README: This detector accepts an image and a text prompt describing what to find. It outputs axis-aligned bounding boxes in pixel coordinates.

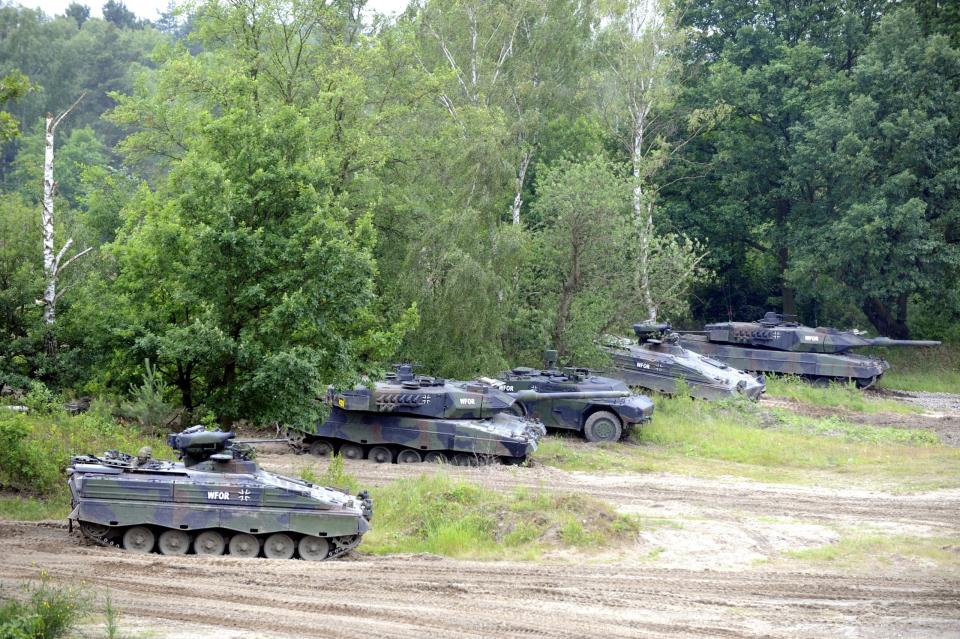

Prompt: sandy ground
[3,391,959,638]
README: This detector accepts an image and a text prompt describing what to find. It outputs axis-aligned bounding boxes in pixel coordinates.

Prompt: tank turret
[602,323,765,400]
[289,365,546,466]
[679,312,940,388]
[67,426,373,560]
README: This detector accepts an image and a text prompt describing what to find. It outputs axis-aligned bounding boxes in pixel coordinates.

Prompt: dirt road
[0,520,957,639]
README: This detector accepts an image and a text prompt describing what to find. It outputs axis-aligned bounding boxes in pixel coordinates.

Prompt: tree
[40,95,92,354]
[65,3,91,28]
[102,1,140,29]
[0,71,31,143]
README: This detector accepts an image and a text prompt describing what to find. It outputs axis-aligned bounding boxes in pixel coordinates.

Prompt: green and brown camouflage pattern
[67,426,372,559]
[603,324,765,401]
[289,365,546,465]
[487,359,654,441]
[679,312,941,388]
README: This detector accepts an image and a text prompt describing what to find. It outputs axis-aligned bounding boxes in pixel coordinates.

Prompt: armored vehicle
[68,425,373,560]
[679,312,940,388]
[290,365,546,465]
[487,352,654,442]
[603,323,765,400]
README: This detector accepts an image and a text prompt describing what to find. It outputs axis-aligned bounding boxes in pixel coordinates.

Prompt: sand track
[0,521,957,639]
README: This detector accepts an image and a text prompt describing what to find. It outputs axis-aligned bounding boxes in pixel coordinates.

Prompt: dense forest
[1,0,958,426]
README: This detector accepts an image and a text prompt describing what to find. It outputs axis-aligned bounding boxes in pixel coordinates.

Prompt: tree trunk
[862,296,911,338]
[632,111,657,322]
[510,151,531,226]
[41,113,57,355]
[774,198,796,317]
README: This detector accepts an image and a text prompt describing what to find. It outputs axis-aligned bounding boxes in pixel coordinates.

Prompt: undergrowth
[765,376,917,414]
[786,533,960,569]
[363,473,641,558]
[878,344,960,393]
[0,574,89,639]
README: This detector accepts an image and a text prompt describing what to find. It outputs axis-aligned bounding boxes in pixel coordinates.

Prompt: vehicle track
[1,521,957,639]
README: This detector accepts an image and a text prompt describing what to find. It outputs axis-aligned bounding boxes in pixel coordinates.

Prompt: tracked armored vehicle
[486,351,654,442]
[68,425,373,560]
[603,323,765,400]
[290,365,546,465]
[679,312,941,388]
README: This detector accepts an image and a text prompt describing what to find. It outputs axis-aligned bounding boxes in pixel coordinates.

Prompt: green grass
[534,396,960,491]
[878,344,960,393]
[362,473,642,558]
[765,376,918,414]
[0,574,91,639]
[0,494,72,521]
[786,533,960,569]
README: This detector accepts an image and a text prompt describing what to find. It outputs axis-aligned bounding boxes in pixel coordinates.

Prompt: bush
[0,418,58,494]
[0,575,90,639]
[118,359,174,435]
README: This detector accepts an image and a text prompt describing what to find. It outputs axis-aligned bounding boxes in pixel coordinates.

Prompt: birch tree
[40,94,91,354]
[598,0,709,322]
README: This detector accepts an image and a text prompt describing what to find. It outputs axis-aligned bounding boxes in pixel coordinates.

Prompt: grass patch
[765,376,918,414]
[787,533,960,569]
[0,494,72,521]
[878,344,960,393]
[0,574,91,639]
[534,396,960,491]
[769,410,940,446]
[362,473,641,558]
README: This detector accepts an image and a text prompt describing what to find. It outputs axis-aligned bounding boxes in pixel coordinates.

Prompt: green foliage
[319,454,358,494]
[0,70,31,142]
[765,376,918,414]
[118,359,173,434]
[363,473,640,558]
[0,575,90,639]
[0,409,171,496]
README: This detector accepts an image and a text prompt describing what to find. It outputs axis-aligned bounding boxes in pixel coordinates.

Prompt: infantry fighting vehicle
[603,323,765,400]
[290,365,546,465]
[486,351,654,442]
[68,425,373,560]
[678,312,941,388]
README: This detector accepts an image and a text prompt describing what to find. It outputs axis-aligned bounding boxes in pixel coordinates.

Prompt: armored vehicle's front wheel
[298,535,330,561]
[264,533,296,559]
[583,411,622,442]
[397,449,422,463]
[309,440,333,457]
[424,451,447,463]
[158,529,190,555]
[195,530,226,556]
[368,446,394,463]
[339,443,364,460]
[228,533,260,558]
[122,526,155,553]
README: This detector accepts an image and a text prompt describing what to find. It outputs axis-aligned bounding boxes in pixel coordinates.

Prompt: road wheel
[122,526,155,554]
[396,449,422,464]
[264,533,295,560]
[368,446,393,464]
[506,402,526,417]
[424,451,447,464]
[194,530,226,556]
[309,440,333,457]
[452,453,477,466]
[810,377,831,388]
[228,533,260,558]
[298,536,330,561]
[338,443,364,460]
[855,376,877,389]
[157,529,190,556]
[583,411,622,443]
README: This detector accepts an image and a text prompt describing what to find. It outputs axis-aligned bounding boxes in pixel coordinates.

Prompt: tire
[396,449,422,464]
[452,453,477,466]
[368,446,394,464]
[264,533,296,560]
[228,533,260,558]
[810,377,831,388]
[583,411,622,443]
[298,536,330,561]
[339,443,364,460]
[424,451,447,464]
[122,526,155,554]
[309,440,334,457]
[856,376,877,389]
[194,530,226,556]
[157,529,190,556]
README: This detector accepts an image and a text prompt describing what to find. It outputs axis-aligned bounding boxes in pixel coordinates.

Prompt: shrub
[0,575,90,639]
[118,359,174,435]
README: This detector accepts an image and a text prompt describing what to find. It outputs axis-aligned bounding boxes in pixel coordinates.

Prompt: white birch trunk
[41,114,57,327]
[510,150,531,225]
[632,108,657,323]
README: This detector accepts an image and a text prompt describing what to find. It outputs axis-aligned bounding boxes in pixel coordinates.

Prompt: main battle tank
[679,312,941,388]
[603,323,765,400]
[68,425,373,560]
[289,365,546,465]
[485,351,655,442]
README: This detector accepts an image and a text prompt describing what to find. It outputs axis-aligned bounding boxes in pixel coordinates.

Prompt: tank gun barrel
[862,337,941,348]
[512,390,630,401]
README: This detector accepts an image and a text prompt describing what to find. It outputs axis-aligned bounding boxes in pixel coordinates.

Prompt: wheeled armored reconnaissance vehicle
[486,351,654,442]
[679,312,941,388]
[289,365,546,465]
[603,323,765,401]
[68,425,373,560]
